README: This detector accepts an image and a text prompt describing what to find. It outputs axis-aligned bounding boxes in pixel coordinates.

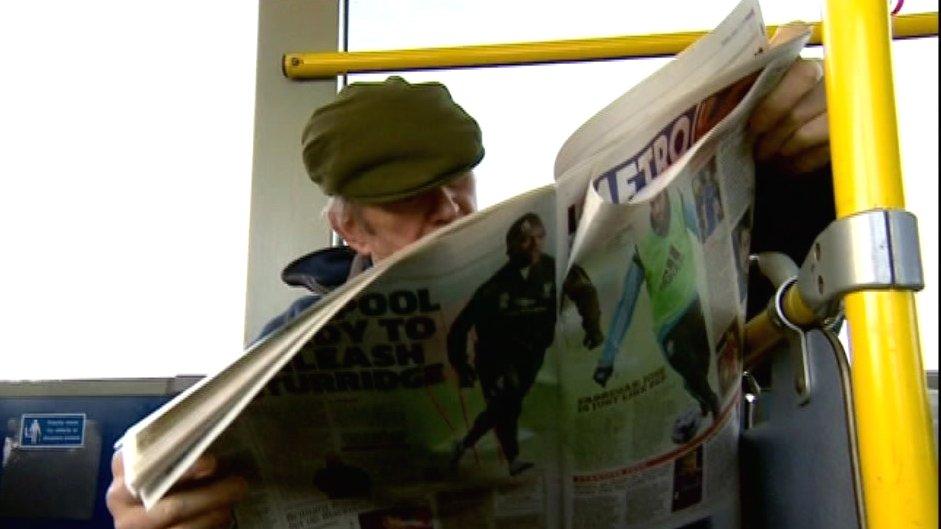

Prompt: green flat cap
[301,76,484,204]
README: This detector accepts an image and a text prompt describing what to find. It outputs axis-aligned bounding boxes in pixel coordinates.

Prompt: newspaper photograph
[557,158,752,529]
[554,33,808,529]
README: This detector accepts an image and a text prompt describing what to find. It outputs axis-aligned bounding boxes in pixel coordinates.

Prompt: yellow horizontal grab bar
[743,284,817,369]
[284,12,938,79]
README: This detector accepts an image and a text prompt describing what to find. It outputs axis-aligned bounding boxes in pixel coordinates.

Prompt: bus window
[0,4,259,379]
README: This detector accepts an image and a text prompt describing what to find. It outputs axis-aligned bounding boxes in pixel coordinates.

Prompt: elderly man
[108,61,833,528]
[255,77,482,339]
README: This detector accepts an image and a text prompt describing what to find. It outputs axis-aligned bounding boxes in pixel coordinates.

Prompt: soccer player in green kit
[592,187,720,429]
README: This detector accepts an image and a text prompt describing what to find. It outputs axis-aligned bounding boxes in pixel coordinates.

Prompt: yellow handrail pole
[823,1,937,528]
[284,12,938,79]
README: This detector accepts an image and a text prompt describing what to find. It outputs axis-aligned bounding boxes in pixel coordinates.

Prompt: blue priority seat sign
[19,413,86,448]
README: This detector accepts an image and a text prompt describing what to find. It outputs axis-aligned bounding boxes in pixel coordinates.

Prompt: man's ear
[328,208,371,256]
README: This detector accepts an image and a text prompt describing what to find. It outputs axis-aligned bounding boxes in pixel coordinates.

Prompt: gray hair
[323,195,372,243]
[322,195,351,221]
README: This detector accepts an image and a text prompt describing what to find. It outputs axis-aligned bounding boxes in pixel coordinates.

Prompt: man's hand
[106,450,247,529]
[750,58,831,175]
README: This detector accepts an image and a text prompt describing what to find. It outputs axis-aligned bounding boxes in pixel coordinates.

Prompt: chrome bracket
[742,370,762,430]
[774,277,813,405]
[796,208,924,319]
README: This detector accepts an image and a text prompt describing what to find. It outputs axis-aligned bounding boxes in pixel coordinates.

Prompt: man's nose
[428,186,461,225]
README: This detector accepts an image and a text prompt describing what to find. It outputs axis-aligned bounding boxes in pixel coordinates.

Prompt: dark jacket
[256,246,364,341]
[748,164,836,318]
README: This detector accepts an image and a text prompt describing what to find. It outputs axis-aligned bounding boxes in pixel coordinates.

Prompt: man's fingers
[749,58,823,135]
[787,143,832,175]
[167,508,234,529]
[112,450,126,478]
[108,475,246,529]
[110,452,218,501]
[110,506,156,529]
[148,476,248,528]
[779,112,829,158]
[106,475,139,513]
[106,455,144,524]
[754,119,798,162]
[754,86,827,162]
[114,507,234,529]
[108,451,154,529]
[749,57,832,173]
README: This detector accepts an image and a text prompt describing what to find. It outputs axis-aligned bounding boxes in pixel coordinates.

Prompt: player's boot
[593,365,614,387]
[671,407,702,444]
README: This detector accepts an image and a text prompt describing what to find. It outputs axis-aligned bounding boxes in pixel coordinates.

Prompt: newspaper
[117,2,810,528]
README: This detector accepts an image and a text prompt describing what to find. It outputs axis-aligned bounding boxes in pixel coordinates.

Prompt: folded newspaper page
[117,1,810,527]
[555,46,805,529]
